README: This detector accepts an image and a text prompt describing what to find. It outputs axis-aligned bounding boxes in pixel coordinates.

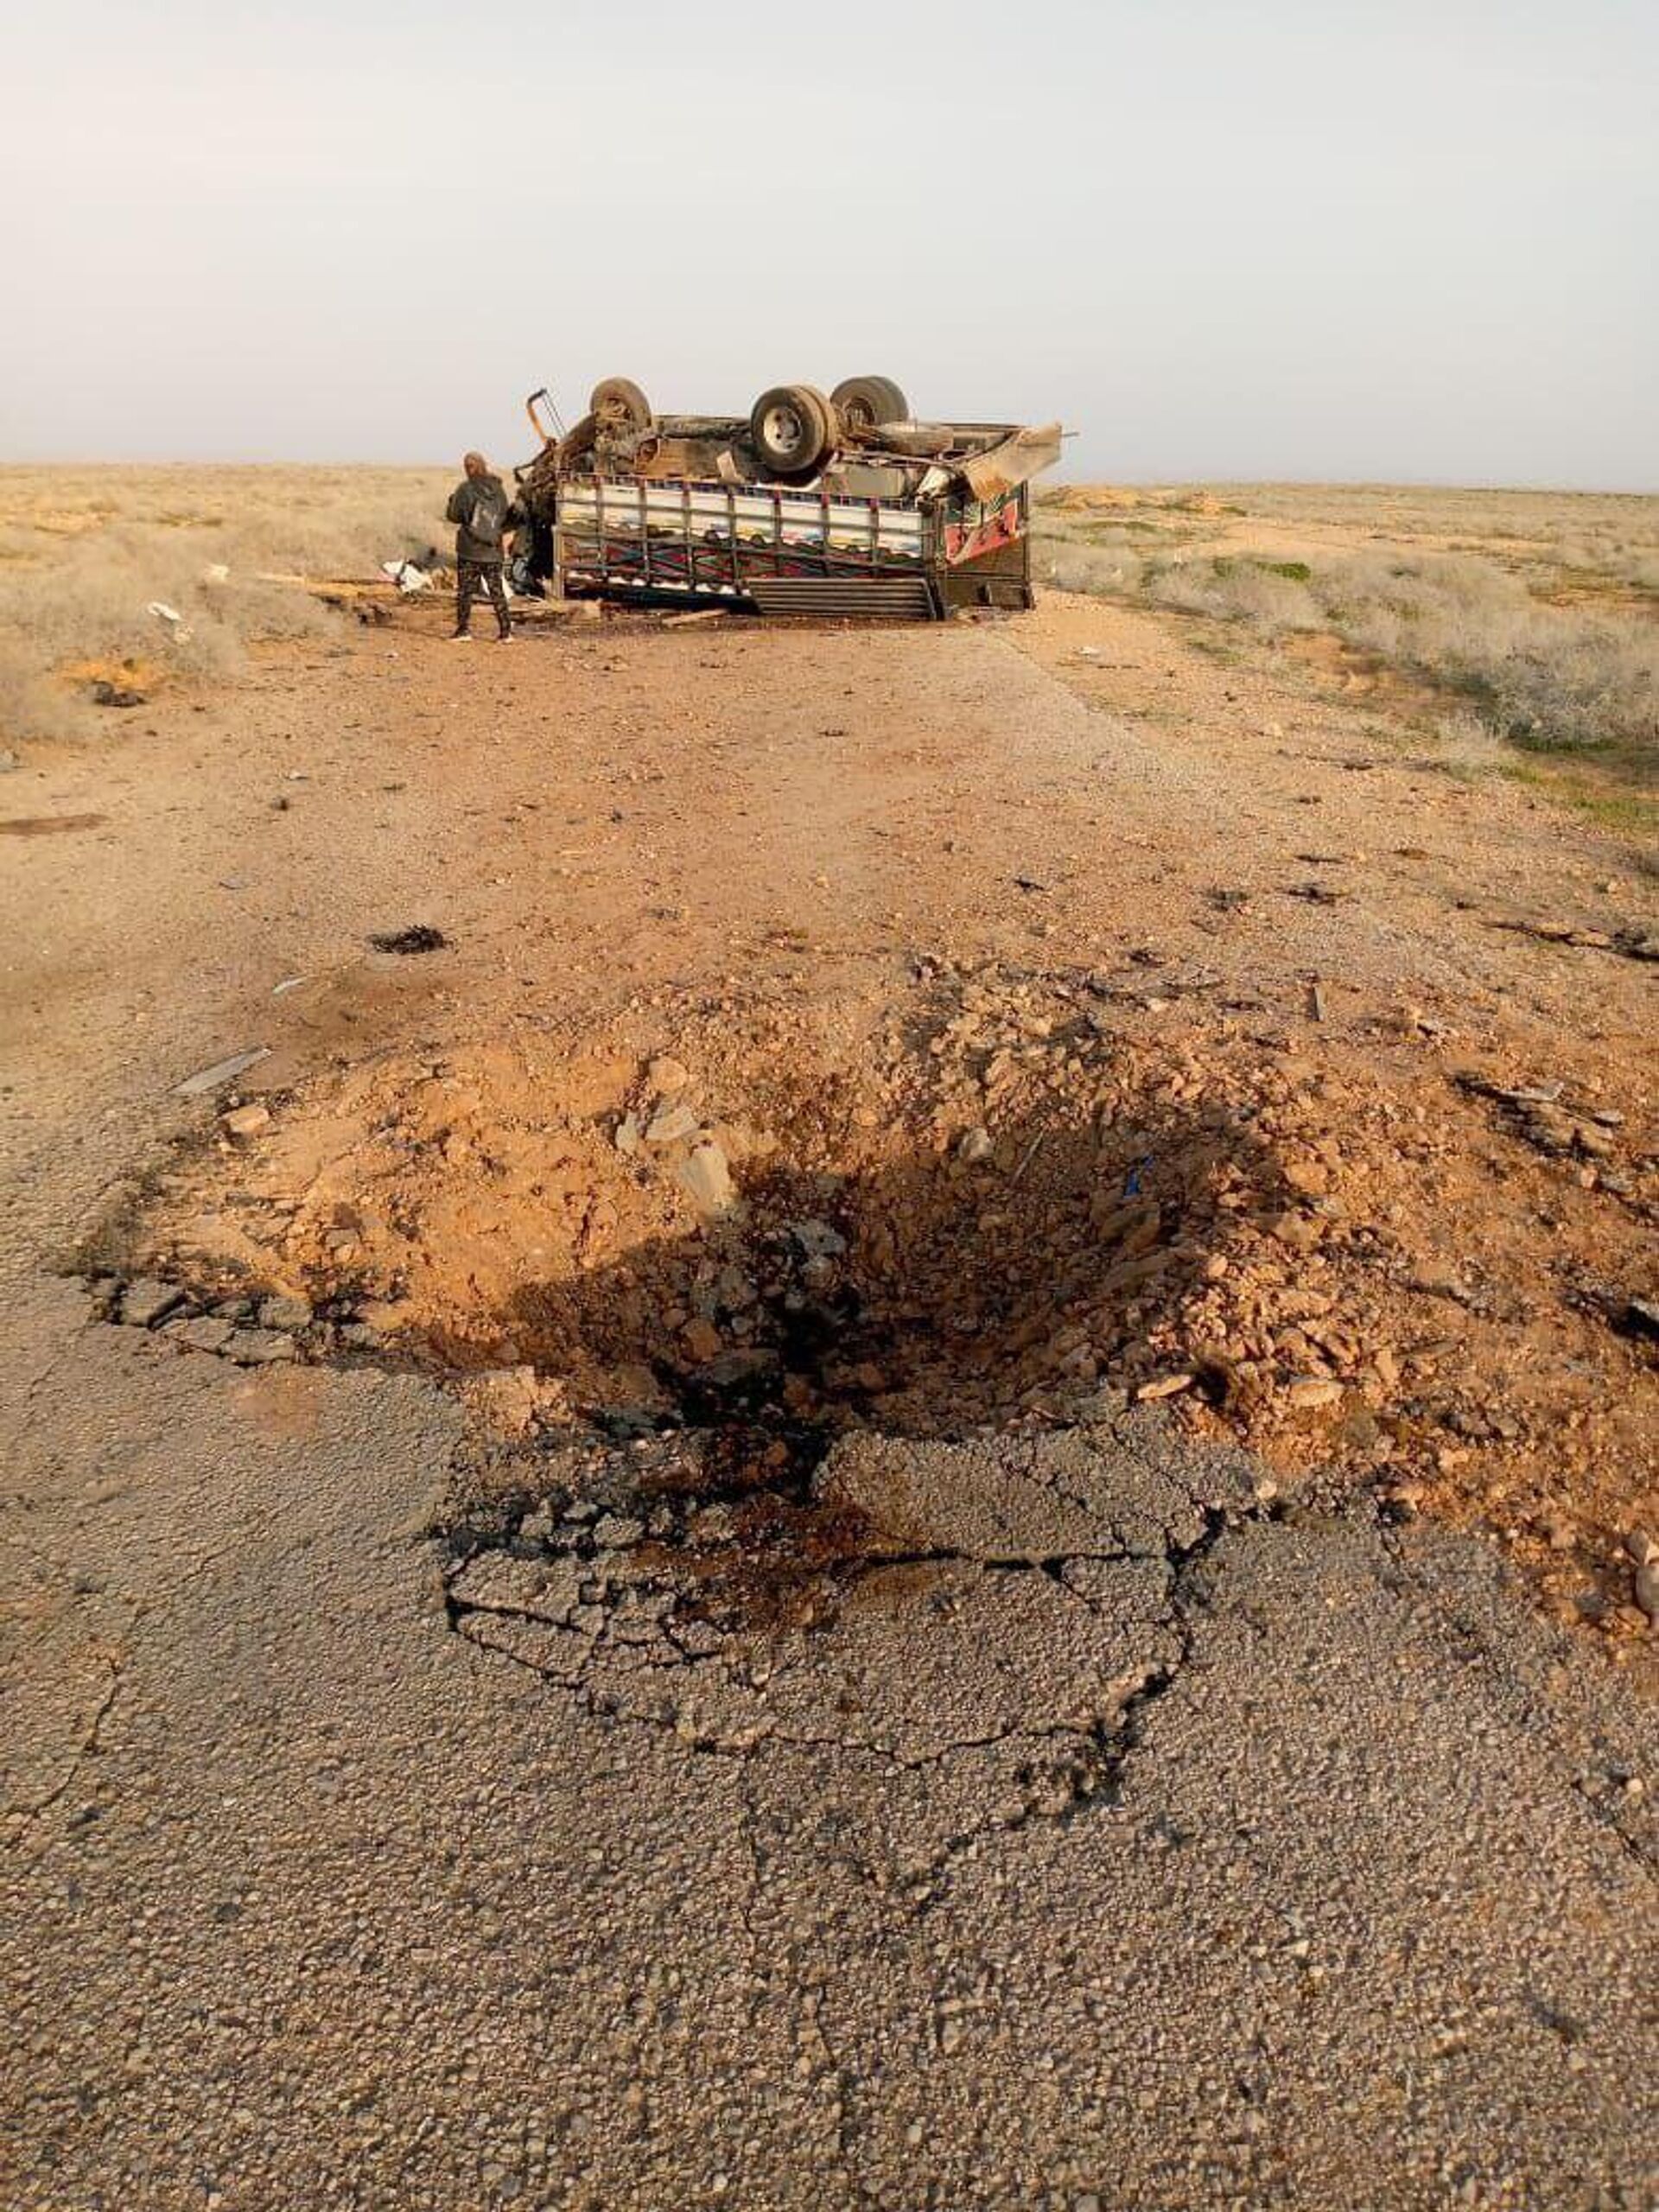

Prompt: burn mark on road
[438,1416,1261,1904]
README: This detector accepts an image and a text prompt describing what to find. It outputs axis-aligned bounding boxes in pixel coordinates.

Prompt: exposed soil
[3,551,1653,1662]
[111,942,1656,1649]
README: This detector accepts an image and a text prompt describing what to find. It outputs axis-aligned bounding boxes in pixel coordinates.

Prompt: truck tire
[749,385,838,477]
[589,377,652,430]
[830,376,909,431]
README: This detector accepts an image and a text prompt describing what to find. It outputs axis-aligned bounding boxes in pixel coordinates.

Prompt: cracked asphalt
[6,1272,1655,2209]
[440,1421,1258,1844]
[3,610,1656,2208]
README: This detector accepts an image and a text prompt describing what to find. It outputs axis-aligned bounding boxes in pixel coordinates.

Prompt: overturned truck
[515,375,1060,620]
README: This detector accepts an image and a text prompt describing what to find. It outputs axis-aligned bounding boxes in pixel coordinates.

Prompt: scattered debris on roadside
[368,925,448,955]
[380,559,435,595]
[174,1046,270,1096]
[147,601,192,643]
[1283,880,1349,905]
[1493,915,1659,962]
[1455,1071,1631,1166]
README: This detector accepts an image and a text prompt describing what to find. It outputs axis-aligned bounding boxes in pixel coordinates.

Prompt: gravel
[3,1301,1653,2209]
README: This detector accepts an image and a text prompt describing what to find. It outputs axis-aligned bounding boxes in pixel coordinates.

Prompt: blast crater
[120,1003,1276,1452]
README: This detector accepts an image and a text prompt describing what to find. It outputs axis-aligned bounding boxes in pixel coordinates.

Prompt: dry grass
[1037,483,1659,779]
[0,466,450,743]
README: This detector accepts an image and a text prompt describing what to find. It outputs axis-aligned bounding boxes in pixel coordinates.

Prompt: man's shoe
[448,631,473,643]
[497,632,515,644]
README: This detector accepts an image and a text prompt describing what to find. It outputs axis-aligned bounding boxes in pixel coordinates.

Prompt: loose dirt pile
[102,957,1656,1647]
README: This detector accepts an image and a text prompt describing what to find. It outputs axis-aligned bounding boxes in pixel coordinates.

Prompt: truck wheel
[830,375,909,431]
[749,385,837,476]
[589,377,652,430]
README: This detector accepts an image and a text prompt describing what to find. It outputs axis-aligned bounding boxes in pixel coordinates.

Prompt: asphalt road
[3,611,1655,2208]
[5,1267,1655,2209]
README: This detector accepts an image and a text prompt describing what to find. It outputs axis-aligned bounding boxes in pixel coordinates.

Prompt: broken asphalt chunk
[119,1279,186,1329]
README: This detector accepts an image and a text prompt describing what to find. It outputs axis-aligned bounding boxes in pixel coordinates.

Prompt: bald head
[463,451,488,478]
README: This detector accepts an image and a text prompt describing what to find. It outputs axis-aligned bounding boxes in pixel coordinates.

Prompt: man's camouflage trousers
[455,560,510,637]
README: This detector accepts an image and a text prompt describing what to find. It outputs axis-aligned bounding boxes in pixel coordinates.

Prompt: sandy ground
[3,571,1656,2206]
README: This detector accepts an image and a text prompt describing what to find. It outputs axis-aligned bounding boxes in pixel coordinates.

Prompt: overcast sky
[3,0,1654,486]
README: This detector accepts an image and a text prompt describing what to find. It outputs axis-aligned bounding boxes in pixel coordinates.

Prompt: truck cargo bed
[552,474,1033,620]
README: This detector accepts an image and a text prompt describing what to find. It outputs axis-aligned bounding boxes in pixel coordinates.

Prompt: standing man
[445,452,520,641]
